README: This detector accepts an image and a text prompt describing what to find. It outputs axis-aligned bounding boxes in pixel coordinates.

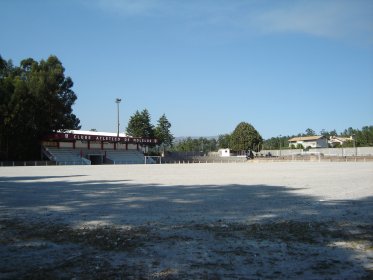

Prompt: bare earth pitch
[1,162,372,279]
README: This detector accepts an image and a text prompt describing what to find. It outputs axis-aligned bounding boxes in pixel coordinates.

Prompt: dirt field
[1,162,372,279]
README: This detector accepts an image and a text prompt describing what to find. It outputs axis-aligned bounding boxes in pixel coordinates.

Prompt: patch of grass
[192,220,373,247]
[193,221,328,244]
[0,219,151,251]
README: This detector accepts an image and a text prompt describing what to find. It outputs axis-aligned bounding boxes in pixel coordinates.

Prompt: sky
[1,0,373,139]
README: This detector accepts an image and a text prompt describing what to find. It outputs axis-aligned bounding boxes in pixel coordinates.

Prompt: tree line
[172,125,373,153]
[172,122,263,153]
[126,109,174,151]
[0,54,176,160]
[0,55,80,160]
[262,126,373,150]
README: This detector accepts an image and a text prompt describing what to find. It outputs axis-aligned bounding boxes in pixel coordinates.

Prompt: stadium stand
[42,130,159,165]
[45,147,149,165]
[105,150,145,164]
[45,147,89,165]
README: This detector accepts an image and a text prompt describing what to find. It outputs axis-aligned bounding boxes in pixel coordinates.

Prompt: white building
[328,136,353,147]
[218,148,231,157]
[288,136,328,149]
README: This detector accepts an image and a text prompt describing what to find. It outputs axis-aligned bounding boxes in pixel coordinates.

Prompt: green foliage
[262,126,373,150]
[0,55,80,160]
[172,137,217,153]
[340,126,373,147]
[296,143,304,149]
[320,129,337,137]
[230,122,263,152]
[171,122,262,153]
[262,136,288,150]
[126,109,154,138]
[126,110,174,150]
[217,134,231,149]
[154,114,174,149]
[305,128,315,136]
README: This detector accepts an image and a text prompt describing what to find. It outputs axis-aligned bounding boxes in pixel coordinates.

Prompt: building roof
[329,136,352,141]
[328,136,352,144]
[288,136,325,142]
[60,130,128,137]
[45,130,158,144]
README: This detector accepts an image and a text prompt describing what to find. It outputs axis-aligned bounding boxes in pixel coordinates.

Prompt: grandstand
[42,130,158,165]
[105,150,146,164]
[44,147,88,165]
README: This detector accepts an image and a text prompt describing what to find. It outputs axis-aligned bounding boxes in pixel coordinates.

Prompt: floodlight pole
[115,98,122,137]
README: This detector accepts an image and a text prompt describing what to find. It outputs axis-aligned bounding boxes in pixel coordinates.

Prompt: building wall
[316,138,329,148]
[260,147,373,157]
[43,140,139,150]
[75,141,86,148]
[90,141,101,149]
[289,138,328,148]
[103,143,114,149]
[218,149,231,157]
[60,142,73,148]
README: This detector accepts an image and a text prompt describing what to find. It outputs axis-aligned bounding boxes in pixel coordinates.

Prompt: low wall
[259,147,373,157]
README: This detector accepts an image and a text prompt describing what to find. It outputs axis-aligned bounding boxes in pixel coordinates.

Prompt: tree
[262,137,279,150]
[230,122,263,152]
[172,137,195,152]
[0,55,80,160]
[171,137,217,153]
[360,126,373,146]
[217,134,231,149]
[126,109,154,138]
[320,129,337,137]
[154,114,174,150]
[305,128,316,136]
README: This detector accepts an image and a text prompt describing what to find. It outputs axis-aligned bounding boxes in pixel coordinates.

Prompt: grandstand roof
[61,130,128,137]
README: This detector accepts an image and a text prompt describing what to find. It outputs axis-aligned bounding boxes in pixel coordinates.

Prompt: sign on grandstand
[46,132,158,144]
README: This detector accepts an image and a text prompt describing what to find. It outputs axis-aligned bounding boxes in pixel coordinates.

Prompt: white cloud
[249,0,373,42]
[87,0,373,44]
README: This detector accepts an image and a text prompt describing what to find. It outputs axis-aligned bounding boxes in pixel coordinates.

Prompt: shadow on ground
[0,174,372,279]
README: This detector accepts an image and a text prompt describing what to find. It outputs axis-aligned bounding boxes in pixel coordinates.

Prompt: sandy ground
[0,162,372,279]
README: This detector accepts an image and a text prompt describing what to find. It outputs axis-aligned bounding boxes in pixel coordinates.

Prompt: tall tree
[126,109,154,138]
[154,114,174,149]
[230,122,263,152]
[0,55,80,160]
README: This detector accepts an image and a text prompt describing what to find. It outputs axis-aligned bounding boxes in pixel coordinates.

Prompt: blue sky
[1,0,372,138]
